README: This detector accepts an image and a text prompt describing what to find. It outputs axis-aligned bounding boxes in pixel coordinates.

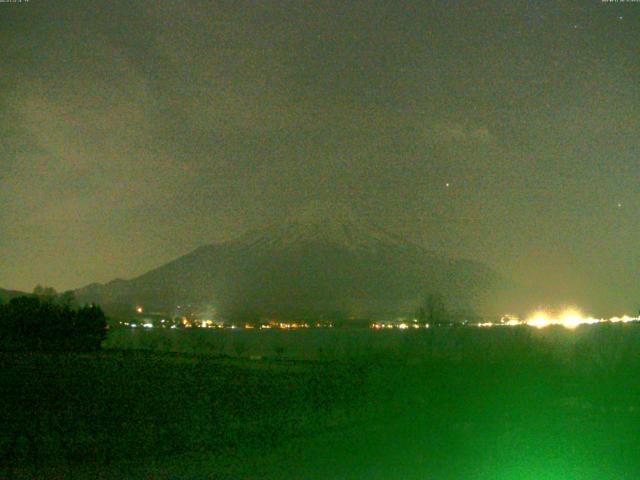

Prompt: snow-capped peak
[235,203,414,252]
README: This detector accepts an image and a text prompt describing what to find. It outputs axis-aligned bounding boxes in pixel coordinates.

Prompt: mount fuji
[76,205,504,320]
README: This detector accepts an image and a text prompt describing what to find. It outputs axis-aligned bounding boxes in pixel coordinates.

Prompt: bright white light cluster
[524,309,639,330]
[609,315,637,324]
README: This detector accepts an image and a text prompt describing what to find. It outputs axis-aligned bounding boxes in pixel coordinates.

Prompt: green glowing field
[3,324,640,479]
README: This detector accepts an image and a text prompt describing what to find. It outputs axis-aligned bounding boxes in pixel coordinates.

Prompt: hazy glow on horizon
[524,308,637,329]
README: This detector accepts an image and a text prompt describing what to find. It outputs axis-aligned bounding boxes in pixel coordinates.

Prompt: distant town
[120,308,640,331]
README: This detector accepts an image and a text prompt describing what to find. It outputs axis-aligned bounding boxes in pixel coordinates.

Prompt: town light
[526,311,551,329]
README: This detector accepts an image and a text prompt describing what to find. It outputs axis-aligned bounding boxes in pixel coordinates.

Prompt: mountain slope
[0,287,29,304]
[76,208,504,319]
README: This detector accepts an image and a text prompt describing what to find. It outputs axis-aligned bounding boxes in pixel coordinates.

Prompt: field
[3,324,640,479]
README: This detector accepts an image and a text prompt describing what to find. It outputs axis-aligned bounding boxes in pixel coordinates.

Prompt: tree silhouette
[58,290,78,308]
[0,294,107,352]
[417,292,448,326]
[33,284,57,301]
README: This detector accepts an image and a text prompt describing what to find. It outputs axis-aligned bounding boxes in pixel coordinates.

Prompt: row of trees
[0,287,107,352]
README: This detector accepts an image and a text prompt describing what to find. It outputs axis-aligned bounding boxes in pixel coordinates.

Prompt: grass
[0,350,368,479]
[3,323,640,479]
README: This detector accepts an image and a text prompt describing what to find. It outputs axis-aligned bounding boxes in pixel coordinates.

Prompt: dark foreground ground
[3,325,640,479]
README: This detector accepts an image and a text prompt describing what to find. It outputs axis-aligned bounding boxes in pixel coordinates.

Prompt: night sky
[1,0,638,315]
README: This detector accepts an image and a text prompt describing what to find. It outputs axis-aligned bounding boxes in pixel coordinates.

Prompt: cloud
[432,123,493,144]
